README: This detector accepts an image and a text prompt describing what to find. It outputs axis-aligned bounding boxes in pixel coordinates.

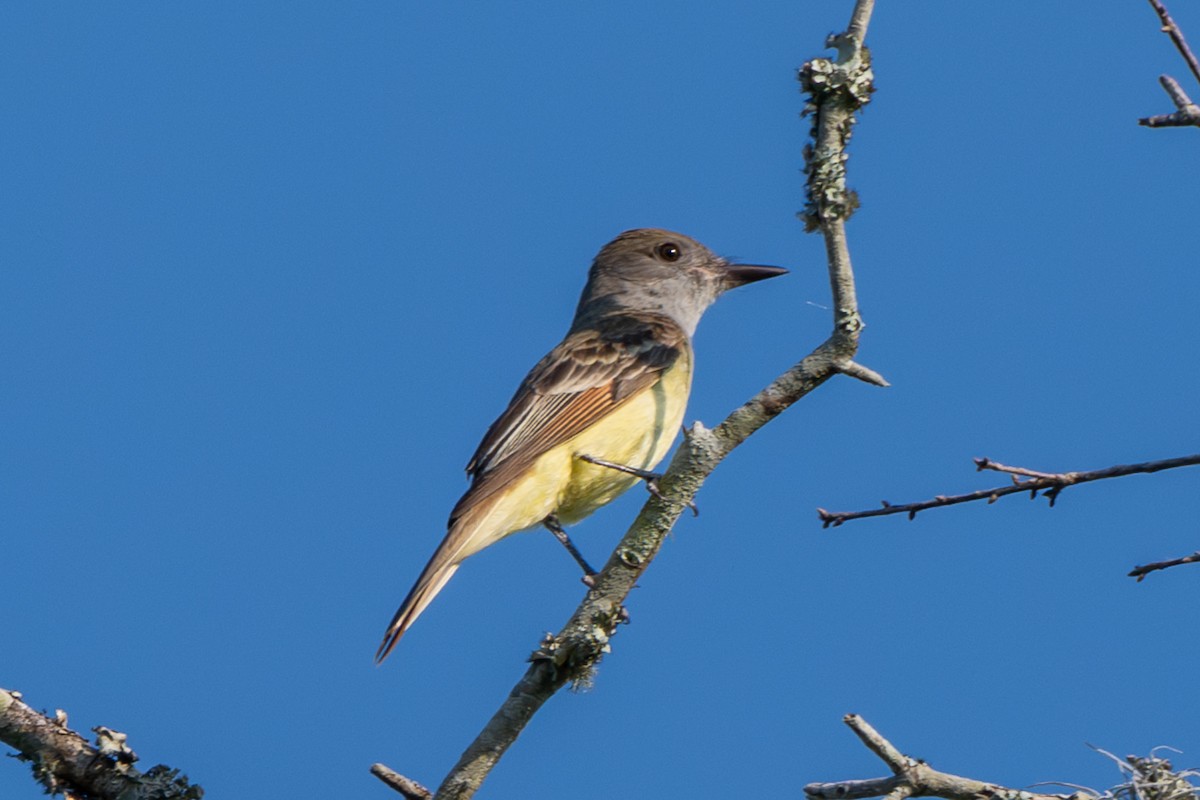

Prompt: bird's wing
[377,315,688,662]
[454,312,687,520]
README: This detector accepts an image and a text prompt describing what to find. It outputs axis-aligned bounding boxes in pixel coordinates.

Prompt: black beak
[721,262,789,289]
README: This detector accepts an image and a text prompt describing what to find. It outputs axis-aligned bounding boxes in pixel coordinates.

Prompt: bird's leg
[577,454,663,491]
[577,454,699,516]
[542,515,598,586]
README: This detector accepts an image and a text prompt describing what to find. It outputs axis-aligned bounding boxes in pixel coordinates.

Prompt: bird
[376,228,786,662]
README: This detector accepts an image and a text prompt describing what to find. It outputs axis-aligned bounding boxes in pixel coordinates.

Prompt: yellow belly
[554,358,691,522]
[459,356,692,555]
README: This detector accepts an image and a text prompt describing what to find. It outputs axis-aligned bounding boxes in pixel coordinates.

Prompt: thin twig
[840,359,891,387]
[818,453,1200,527]
[373,2,883,797]
[1148,0,1200,85]
[1128,550,1200,581]
[1139,0,1200,127]
[977,460,1062,481]
[846,715,908,771]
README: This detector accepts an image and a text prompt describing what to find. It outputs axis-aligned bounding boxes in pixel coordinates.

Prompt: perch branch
[373,1,885,797]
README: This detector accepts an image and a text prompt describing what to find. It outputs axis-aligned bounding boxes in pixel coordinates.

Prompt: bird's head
[575,228,787,335]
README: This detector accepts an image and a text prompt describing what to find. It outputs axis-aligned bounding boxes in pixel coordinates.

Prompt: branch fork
[805,715,1091,800]
[1140,0,1200,127]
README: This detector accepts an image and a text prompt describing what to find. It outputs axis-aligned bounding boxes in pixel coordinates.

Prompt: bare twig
[804,714,1089,800]
[0,688,202,800]
[841,359,891,387]
[818,453,1200,527]
[373,1,884,796]
[977,460,1062,481]
[372,764,433,799]
[1139,0,1200,127]
[1147,0,1200,85]
[1141,79,1200,127]
[847,714,907,770]
[1128,550,1200,581]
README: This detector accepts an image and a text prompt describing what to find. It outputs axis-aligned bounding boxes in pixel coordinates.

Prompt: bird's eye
[656,242,681,262]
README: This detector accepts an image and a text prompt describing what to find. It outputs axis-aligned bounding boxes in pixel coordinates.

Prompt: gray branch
[1139,0,1200,128]
[1128,549,1200,581]
[371,1,886,797]
[818,453,1200,530]
[808,716,1200,800]
[0,688,203,799]
[805,715,1091,800]
[372,763,433,799]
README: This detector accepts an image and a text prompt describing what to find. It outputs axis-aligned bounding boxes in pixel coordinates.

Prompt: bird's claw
[644,476,665,500]
[643,477,697,514]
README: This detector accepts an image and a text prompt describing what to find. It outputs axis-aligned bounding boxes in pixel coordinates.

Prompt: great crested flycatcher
[376,228,785,661]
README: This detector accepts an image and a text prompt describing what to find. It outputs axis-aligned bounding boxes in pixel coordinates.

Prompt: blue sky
[3,2,1198,798]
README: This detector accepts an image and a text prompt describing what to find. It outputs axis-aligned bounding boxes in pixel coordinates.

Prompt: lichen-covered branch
[0,688,203,800]
[818,453,1200,528]
[371,1,885,797]
[1139,0,1200,128]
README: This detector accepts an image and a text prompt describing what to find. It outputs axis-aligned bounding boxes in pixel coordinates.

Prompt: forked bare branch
[1139,0,1200,127]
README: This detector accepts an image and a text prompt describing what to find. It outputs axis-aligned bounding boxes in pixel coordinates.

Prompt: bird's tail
[375,533,465,663]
